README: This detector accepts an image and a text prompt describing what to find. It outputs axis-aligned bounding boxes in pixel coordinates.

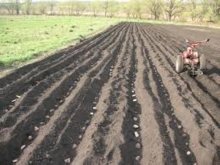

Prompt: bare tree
[190,0,197,21]
[0,0,15,14]
[122,3,132,18]
[90,0,101,16]
[129,0,143,19]
[64,1,86,16]
[189,0,210,22]
[147,0,164,20]
[108,0,118,17]
[24,0,32,15]
[165,0,184,21]
[38,3,47,15]
[15,0,20,15]
[212,0,220,17]
[74,2,86,16]
[48,1,56,15]
[190,0,197,9]
[103,0,109,17]
[101,0,118,17]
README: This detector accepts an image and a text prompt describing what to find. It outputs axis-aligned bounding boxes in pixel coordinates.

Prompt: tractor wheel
[176,55,184,73]
[199,54,206,70]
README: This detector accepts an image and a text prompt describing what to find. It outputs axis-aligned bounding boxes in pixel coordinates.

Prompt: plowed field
[0,23,220,165]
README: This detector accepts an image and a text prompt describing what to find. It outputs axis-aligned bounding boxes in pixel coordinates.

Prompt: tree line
[0,0,220,22]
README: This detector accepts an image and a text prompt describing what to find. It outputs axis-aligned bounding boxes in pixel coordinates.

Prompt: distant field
[1,16,219,69]
[0,16,121,67]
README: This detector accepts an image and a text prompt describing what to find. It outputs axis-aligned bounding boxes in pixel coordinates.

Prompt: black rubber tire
[199,54,206,70]
[176,55,184,73]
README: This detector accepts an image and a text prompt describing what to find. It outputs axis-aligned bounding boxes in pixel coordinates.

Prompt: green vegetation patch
[0,16,121,67]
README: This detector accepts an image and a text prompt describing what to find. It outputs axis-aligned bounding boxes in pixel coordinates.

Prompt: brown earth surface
[0,22,219,165]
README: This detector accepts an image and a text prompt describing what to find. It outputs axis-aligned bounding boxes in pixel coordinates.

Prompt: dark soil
[0,22,219,165]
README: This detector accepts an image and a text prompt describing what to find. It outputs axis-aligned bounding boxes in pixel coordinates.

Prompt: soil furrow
[148,25,220,90]
[138,25,197,164]
[0,23,128,165]
[72,24,133,165]
[81,24,133,165]
[140,24,220,128]
[138,27,178,164]
[0,43,109,165]
[0,23,125,125]
[134,27,164,165]
[140,24,220,164]
[0,22,219,165]
[0,23,122,88]
[0,24,126,116]
[23,23,130,165]
[150,25,220,93]
[120,23,142,165]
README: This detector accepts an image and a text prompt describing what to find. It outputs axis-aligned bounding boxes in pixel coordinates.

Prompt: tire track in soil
[119,24,142,165]
[140,24,220,128]
[139,24,220,164]
[0,23,125,116]
[81,24,133,165]
[0,24,125,131]
[21,23,130,165]
[137,24,197,165]
[0,23,128,165]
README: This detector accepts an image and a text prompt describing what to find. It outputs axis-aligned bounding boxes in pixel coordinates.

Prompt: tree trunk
[105,9,107,17]
[168,12,172,21]
[16,0,19,15]
[154,11,157,20]
[93,10,96,17]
